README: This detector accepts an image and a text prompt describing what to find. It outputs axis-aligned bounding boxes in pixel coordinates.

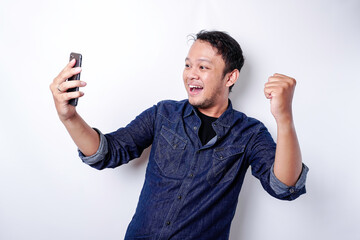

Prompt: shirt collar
[184,99,235,137]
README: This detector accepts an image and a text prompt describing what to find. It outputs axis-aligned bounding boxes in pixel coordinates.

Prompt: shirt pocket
[207,145,245,186]
[154,126,187,178]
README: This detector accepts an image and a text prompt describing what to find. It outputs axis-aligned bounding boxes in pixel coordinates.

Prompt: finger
[264,82,287,98]
[55,67,82,85]
[272,73,296,79]
[53,59,81,83]
[58,80,87,93]
[58,91,85,102]
[269,73,295,82]
[272,73,289,78]
[264,91,272,99]
[264,89,273,99]
[264,81,289,89]
[65,58,77,70]
[56,59,76,81]
[267,77,296,89]
[264,84,275,99]
[268,75,286,83]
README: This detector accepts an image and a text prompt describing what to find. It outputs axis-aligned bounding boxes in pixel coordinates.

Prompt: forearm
[61,112,100,156]
[273,118,303,186]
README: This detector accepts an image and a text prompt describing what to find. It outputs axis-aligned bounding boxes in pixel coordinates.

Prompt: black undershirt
[195,109,218,146]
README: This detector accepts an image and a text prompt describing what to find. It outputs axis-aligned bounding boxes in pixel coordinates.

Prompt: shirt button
[289,188,295,193]
[166,221,171,225]
[193,126,197,131]
[178,195,182,199]
[189,173,194,177]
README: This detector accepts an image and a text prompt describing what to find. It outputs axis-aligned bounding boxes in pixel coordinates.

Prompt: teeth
[189,85,203,89]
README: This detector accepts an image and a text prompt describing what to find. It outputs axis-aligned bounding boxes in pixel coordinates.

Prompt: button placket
[159,160,198,238]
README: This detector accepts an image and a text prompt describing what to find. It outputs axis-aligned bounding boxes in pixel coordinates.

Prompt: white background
[1,0,360,239]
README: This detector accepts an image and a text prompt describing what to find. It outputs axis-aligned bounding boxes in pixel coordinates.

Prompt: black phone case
[68,52,82,106]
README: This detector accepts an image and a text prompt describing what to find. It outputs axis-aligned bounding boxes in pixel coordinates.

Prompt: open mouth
[189,84,203,93]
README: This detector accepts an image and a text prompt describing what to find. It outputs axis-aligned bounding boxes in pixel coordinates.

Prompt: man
[50,30,308,240]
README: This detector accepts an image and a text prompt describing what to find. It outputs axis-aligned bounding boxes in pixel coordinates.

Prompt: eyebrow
[185,57,213,64]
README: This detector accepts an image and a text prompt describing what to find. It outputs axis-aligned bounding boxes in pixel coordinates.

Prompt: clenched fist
[264,73,296,123]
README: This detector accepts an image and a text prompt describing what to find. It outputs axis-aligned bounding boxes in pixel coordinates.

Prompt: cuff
[78,128,108,165]
[270,163,309,195]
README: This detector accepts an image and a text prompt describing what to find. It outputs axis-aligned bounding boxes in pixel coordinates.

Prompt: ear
[225,69,239,88]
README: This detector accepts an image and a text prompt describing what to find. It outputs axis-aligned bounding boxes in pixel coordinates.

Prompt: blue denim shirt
[79,99,308,240]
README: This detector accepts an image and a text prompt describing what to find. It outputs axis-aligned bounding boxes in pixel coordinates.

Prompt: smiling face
[183,40,236,117]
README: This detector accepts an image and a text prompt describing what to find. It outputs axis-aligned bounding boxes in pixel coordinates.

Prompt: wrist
[60,111,80,125]
[275,114,294,129]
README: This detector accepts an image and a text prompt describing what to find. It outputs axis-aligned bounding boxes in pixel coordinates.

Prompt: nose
[184,67,199,80]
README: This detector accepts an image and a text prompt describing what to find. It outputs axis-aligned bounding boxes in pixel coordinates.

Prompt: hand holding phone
[67,52,82,106]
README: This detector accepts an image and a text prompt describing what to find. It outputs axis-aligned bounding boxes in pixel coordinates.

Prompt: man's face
[183,40,230,114]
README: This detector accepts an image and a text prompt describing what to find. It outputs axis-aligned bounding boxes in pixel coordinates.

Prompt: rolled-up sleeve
[249,123,308,200]
[78,128,108,165]
[77,104,156,170]
[270,163,309,195]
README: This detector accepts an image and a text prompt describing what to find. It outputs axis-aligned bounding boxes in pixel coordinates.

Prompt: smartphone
[67,52,82,106]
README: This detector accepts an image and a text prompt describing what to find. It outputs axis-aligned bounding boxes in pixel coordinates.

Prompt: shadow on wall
[230,55,253,110]
[228,60,260,239]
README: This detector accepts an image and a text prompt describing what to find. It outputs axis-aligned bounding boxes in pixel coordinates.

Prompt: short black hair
[192,30,245,91]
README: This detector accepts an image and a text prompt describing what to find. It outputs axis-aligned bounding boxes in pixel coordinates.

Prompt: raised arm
[49,59,99,156]
[264,73,303,186]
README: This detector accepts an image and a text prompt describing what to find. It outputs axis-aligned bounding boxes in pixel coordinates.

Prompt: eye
[200,65,208,70]
[185,64,190,68]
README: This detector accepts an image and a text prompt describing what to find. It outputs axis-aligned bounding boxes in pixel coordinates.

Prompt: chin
[188,97,213,109]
